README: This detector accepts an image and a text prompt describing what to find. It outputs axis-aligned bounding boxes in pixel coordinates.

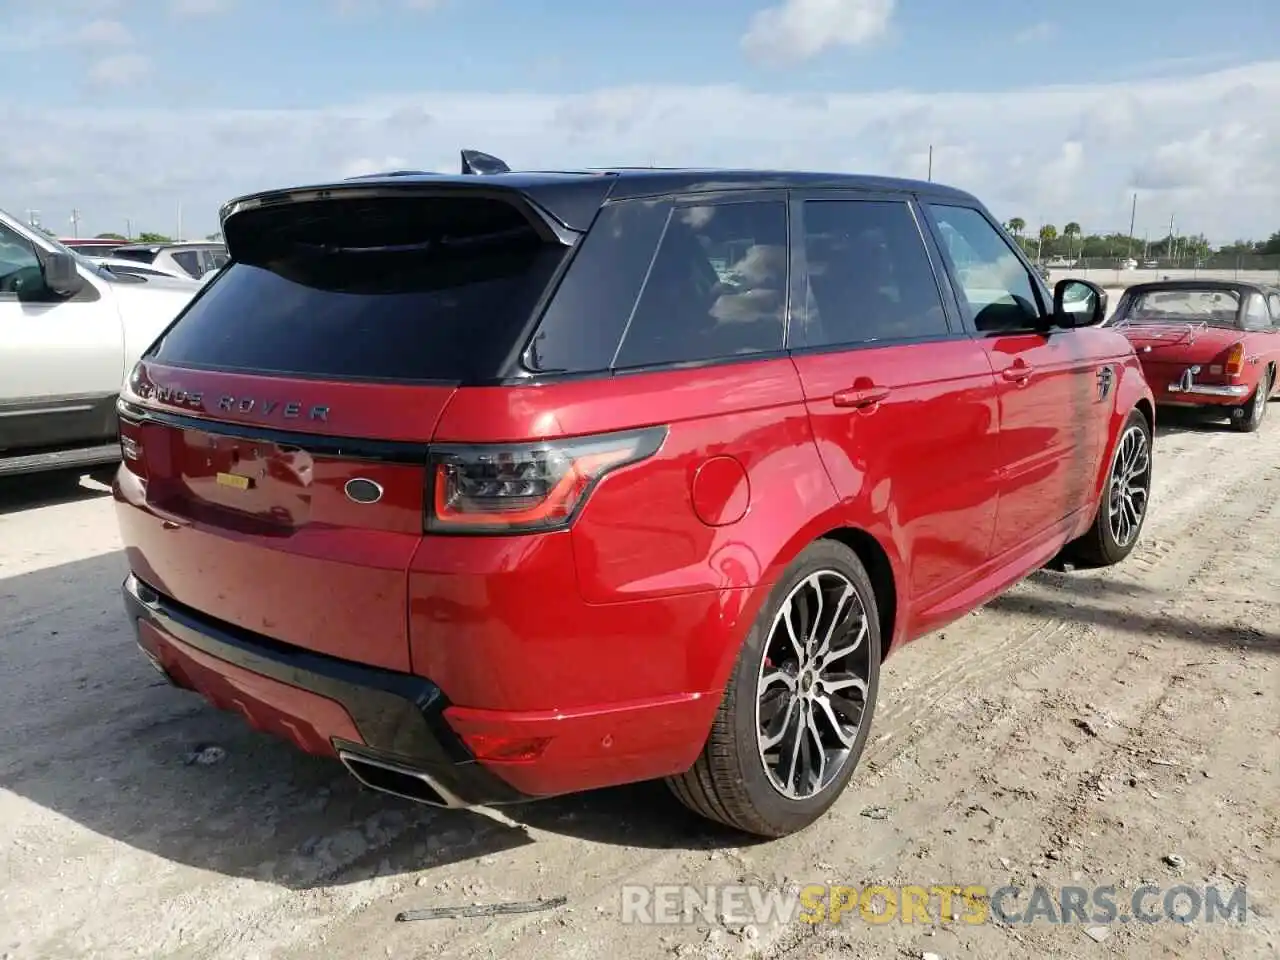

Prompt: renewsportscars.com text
[620,883,1250,927]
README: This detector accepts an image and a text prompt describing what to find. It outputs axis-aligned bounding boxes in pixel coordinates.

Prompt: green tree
[1260,231,1280,256]
[1062,222,1081,257]
[137,232,173,243]
[96,232,127,241]
[1006,217,1026,238]
[1037,224,1058,259]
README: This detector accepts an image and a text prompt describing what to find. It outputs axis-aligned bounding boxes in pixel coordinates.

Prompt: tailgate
[117,364,453,673]
[115,187,572,672]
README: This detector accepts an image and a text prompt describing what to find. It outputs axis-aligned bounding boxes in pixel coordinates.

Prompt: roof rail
[460,149,510,175]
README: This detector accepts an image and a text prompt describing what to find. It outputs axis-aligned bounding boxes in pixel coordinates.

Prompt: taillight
[1224,342,1245,377]
[426,426,667,534]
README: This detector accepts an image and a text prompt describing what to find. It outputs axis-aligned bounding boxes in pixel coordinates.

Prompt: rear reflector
[1224,342,1245,377]
[457,733,552,763]
[426,426,666,534]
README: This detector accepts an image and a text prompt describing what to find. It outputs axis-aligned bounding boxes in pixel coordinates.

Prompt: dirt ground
[1,409,1277,960]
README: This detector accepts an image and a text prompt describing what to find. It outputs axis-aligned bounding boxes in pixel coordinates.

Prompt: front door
[788,192,1003,605]
[0,219,122,453]
[922,203,1098,557]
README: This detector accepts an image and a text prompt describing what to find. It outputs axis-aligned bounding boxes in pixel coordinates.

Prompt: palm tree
[1063,222,1081,259]
[1037,224,1058,260]
[1007,217,1026,238]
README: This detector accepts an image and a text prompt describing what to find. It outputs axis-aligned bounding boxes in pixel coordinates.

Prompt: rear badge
[215,472,253,491]
[345,478,384,504]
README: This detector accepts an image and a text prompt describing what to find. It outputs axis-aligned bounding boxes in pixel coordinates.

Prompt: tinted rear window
[114,248,159,264]
[150,195,567,382]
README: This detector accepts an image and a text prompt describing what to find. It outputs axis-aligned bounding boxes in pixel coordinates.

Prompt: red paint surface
[1119,324,1280,408]
[117,330,1154,799]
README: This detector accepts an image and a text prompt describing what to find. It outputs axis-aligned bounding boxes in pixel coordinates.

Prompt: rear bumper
[123,572,722,802]
[1164,382,1249,401]
[122,572,530,807]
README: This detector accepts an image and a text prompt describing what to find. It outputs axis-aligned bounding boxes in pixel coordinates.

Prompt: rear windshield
[1124,289,1241,326]
[113,248,159,264]
[149,195,566,382]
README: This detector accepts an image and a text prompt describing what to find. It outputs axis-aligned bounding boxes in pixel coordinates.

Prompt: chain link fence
[1042,255,1280,288]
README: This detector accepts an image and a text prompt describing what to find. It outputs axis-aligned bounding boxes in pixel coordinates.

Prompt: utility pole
[1167,213,1175,261]
[26,209,40,228]
[1126,192,1137,258]
[125,218,132,240]
[176,201,183,242]
[69,209,81,238]
[927,145,933,182]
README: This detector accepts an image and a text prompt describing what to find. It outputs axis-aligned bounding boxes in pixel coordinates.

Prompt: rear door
[922,203,1100,556]
[788,191,1002,610]
[117,189,571,672]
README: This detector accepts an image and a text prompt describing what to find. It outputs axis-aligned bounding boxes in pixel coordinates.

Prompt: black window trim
[918,201,1056,339]
[785,188,966,359]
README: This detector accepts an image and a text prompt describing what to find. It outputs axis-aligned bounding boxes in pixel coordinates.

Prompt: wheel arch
[817,526,898,663]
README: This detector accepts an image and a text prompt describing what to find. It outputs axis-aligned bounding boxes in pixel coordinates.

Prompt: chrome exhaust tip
[337,750,466,809]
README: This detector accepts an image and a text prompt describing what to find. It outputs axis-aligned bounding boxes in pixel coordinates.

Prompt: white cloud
[743,0,895,66]
[75,18,135,45]
[170,0,232,16]
[340,156,410,178]
[1014,21,1057,44]
[87,52,151,85]
[3,61,1279,243]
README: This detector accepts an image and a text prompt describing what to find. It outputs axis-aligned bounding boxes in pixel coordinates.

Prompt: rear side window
[1243,293,1271,331]
[613,200,788,370]
[171,250,203,278]
[797,199,949,348]
[524,197,673,375]
[150,195,567,382]
[1269,293,1280,325]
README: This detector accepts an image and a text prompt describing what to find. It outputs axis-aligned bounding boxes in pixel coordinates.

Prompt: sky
[2,0,1278,244]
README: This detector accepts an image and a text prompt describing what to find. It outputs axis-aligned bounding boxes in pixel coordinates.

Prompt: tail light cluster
[425,426,667,534]
[1224,341,1245,378]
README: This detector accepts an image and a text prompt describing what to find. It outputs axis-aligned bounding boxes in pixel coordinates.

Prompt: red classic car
[1107,280,1280,431]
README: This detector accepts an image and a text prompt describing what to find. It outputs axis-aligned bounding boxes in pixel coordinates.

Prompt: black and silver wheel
[1231,372,1270,432]
[1068,408,1153,567]
[666,540,880,837]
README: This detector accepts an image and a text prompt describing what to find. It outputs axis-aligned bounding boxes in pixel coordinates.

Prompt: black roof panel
[223,167,980,234]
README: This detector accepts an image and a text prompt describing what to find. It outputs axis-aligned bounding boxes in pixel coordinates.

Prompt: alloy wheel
[1108,424,1151,548]
[755,570,871,800]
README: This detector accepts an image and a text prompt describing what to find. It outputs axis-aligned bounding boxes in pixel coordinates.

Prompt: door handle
[832,384,891,408]
[1002,363,1033,383]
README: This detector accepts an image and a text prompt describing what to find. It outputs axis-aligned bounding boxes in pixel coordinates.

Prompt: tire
[666,540,881,838]
[1069,408,1153,567]
[1231,372,1270,432]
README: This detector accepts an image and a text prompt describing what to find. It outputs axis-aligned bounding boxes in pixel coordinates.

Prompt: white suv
[0,211,203,478]
[109,241,228,280]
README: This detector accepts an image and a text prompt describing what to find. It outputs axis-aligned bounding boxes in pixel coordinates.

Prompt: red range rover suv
[114,157,1155,837]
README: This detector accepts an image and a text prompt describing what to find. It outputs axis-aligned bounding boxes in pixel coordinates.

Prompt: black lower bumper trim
[122,573,530,807]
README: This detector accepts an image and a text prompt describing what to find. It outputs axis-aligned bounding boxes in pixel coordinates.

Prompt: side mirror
[43,251,85,297]
[1054,278,1107,328]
